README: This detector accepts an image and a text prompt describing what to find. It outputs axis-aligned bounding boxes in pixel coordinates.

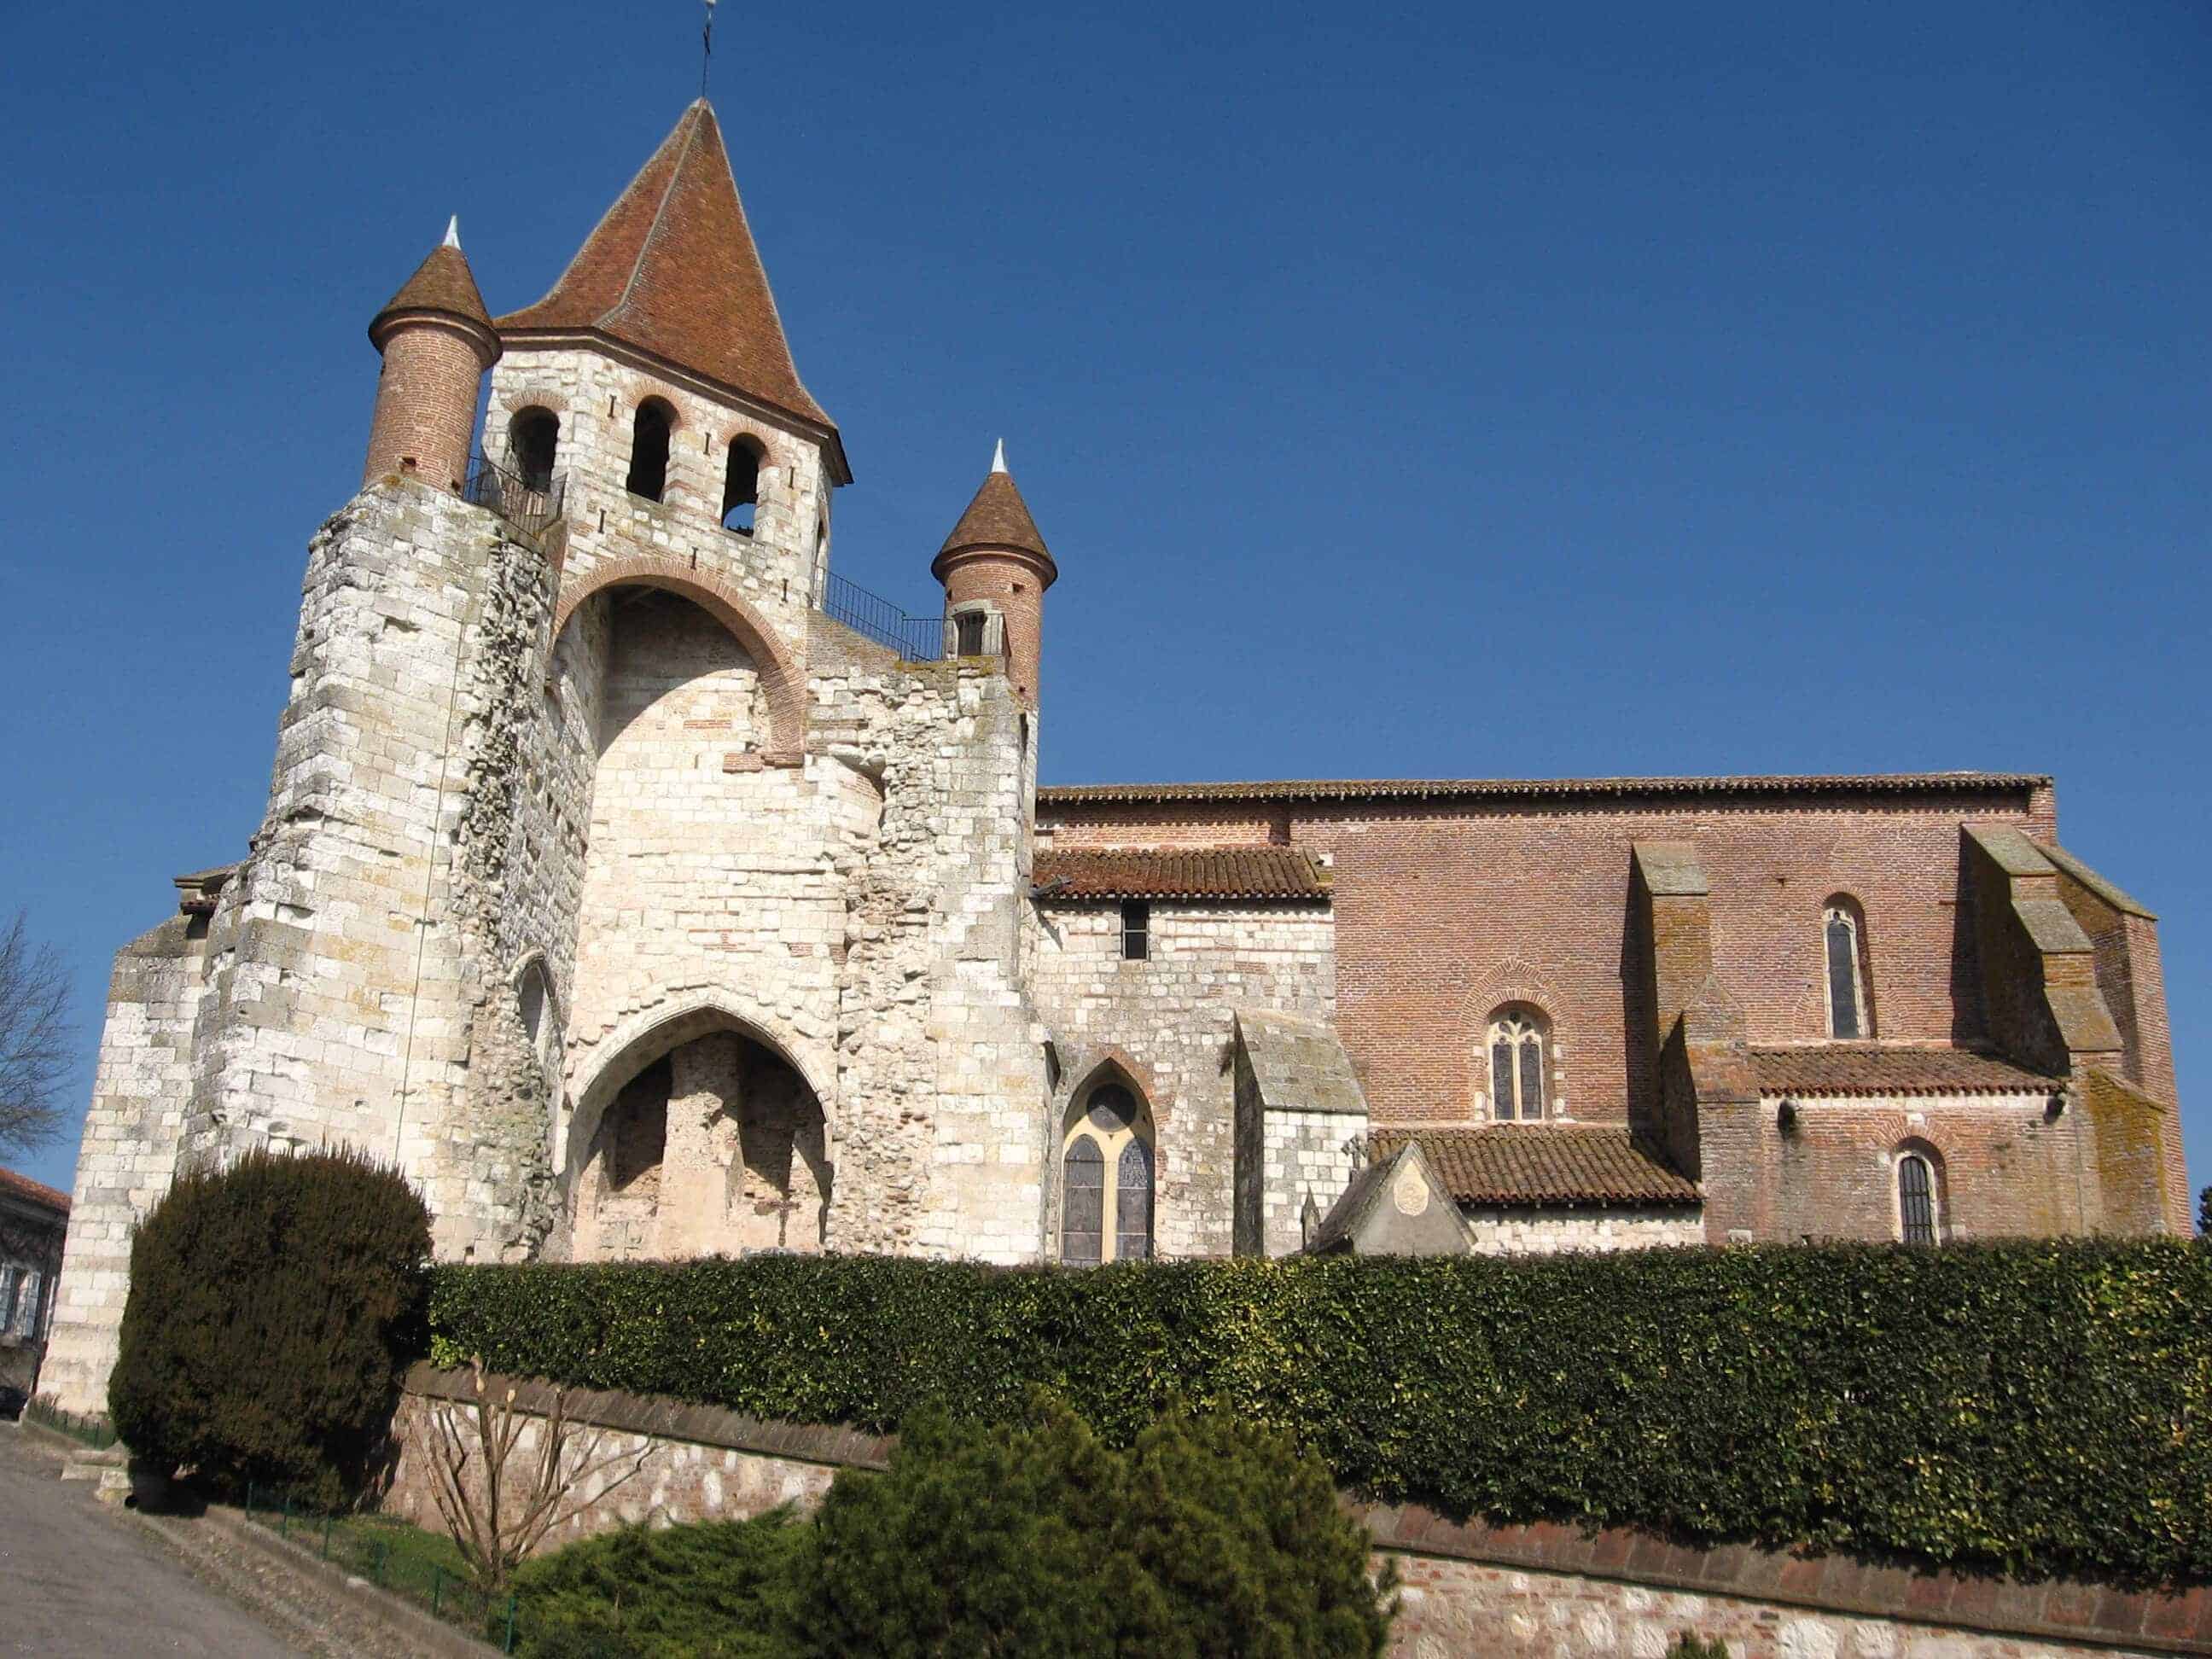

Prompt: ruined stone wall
[1027,902,1334,1260]
[1459,1206,1704,1255]
[41,914,212,1412]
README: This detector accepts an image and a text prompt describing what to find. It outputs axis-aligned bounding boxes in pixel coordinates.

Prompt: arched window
[1896,1149,1940,1245]
[1825,900,1870,1039]
[626,399,674,502]
[1061,1081,1155,1264]
[721,436,763,533]
[1487,1006,1549,1123]
[516,958,557,1075]
[509,408,559,493]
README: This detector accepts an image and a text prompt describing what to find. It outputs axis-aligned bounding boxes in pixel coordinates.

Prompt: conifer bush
[110,1144,431,1505]
[504,1399,1395,1658]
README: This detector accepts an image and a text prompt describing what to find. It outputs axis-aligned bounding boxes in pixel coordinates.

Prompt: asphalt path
[0,1427,306,1657]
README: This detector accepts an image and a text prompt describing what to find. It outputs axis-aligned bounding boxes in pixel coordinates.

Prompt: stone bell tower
[362,218,500,492]
[933,441,1057,704]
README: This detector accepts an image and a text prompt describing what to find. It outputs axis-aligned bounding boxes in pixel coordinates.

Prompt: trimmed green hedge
[427,1240,2212,1584]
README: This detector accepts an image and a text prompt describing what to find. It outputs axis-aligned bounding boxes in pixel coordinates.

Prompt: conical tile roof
[934,462,1054,583]
[371,240,493,339]
[498,101,838,451]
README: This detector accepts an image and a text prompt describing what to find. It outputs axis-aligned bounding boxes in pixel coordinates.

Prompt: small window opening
[954,610,987,656]
[510,408,559,493]
[1825,903,1869,1039]
[722,437,763,534]
[1898,1151,1938,1245]
[1121,899,1150,961]
[626,399,674,502]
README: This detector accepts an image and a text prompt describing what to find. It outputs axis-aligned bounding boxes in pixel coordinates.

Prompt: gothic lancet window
[1825,902,1870,1039]
[1487,1007,1549,1122]
[1060,1082,1155,1264]
[626,399,674,502]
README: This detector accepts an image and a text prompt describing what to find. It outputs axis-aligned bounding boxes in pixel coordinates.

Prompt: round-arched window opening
[626,399,675,502]
[509,408,559,493]
[722,437,764,534]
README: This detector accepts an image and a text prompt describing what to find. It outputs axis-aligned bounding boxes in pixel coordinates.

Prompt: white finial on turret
[991,438,1007,474]
[443,215,462,250]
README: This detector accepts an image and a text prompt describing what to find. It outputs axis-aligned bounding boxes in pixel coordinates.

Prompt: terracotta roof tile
[498,102,839,456]
[371,242,492,336]
[0,1166,69,1213]
[1037,772,2046,808]
[1749,1045,2058,1097]
[1033,847,1327,901]
[933,470,1054,580]
[1368,1126,1699,1207]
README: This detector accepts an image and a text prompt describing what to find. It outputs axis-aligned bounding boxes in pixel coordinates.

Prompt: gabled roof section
[933,468,1055,583]
[0,1165,70,1214]
[1369,1126,1700,1208]
[498,101,838,445]
[1033,847,1326,901]
[1037,772,2048,808]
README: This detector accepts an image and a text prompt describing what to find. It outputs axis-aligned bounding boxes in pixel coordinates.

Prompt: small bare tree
[425,1357,650,1593]
[0,910,73,1156]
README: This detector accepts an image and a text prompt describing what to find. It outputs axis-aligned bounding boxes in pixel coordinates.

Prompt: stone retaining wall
[384,1367,2204,1657]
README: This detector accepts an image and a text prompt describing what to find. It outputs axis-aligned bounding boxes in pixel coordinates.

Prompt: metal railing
[463,451,566,542]
[820,570,945,661]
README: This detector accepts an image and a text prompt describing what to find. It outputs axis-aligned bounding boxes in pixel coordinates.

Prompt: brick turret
[933,442,1057,704]
[363,218,500,492]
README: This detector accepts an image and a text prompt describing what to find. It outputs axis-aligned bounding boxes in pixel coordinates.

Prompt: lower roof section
[1033,847,1328,901]
[1749,1045,2058,1097]
[1370,1126,1700,1208]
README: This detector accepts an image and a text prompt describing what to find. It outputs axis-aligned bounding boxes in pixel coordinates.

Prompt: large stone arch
[554,556,805,765]
[563,993,835,1261]
[564,991,832,1183]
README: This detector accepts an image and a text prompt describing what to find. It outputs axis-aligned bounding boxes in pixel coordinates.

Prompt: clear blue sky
[2,3,2205,1202]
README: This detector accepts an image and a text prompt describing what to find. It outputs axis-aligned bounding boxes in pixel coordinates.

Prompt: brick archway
[554,556,805,765]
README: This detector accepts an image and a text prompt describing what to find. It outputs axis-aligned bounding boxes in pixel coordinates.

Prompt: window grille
[1899,1153,1938,1244]
[1121,900,1150,961]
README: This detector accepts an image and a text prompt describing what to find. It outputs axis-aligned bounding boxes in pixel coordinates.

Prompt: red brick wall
[364,320,488,492]
[940,551,1047,705]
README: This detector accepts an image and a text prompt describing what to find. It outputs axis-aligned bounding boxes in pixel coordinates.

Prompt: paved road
[0,1428,306,1658]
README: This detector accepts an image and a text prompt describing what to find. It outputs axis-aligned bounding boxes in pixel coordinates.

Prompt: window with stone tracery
[1486,1006,1550,1123]
[1061,1082,1154,1264]
[1825,900,1871,1039]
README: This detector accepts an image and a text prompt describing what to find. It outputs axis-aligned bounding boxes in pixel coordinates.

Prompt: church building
[41,102,2192,1417]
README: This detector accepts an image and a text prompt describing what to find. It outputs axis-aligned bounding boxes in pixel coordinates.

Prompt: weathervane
[701,0,717,98]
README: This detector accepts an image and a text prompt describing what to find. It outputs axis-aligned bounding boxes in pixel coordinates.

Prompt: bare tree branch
[0,910,74,1156]
[426,1357,650,1594]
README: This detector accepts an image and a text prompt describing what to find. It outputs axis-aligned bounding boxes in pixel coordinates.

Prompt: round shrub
[109,1144,431,1505]
[789,1395,1396,1657]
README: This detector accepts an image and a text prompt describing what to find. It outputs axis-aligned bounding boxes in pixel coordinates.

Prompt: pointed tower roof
[370,225,495,347]
[498,101,841,470]
[933,444,1056,585]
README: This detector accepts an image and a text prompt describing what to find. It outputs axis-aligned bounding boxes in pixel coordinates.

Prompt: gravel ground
[0,1424,454,1658]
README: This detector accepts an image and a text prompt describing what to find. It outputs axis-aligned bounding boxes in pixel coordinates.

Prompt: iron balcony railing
[464,452,567,541]
[821,570,946,661]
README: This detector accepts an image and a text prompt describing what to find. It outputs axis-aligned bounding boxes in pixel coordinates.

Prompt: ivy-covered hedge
[426,1240,2212,1585]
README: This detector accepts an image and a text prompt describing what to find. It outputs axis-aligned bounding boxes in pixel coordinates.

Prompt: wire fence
[241,1482,518,1651]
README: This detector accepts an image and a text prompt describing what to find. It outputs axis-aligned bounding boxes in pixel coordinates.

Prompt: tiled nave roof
[1038,771,2046,808]
[1033,847,1326,901]
[1369,1126,1699,1208]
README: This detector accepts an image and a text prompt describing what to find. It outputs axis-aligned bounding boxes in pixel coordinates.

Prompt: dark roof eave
[1038,771,2050,809]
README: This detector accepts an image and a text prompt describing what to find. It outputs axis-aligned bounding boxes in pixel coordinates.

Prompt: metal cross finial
[701,0,717,98]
